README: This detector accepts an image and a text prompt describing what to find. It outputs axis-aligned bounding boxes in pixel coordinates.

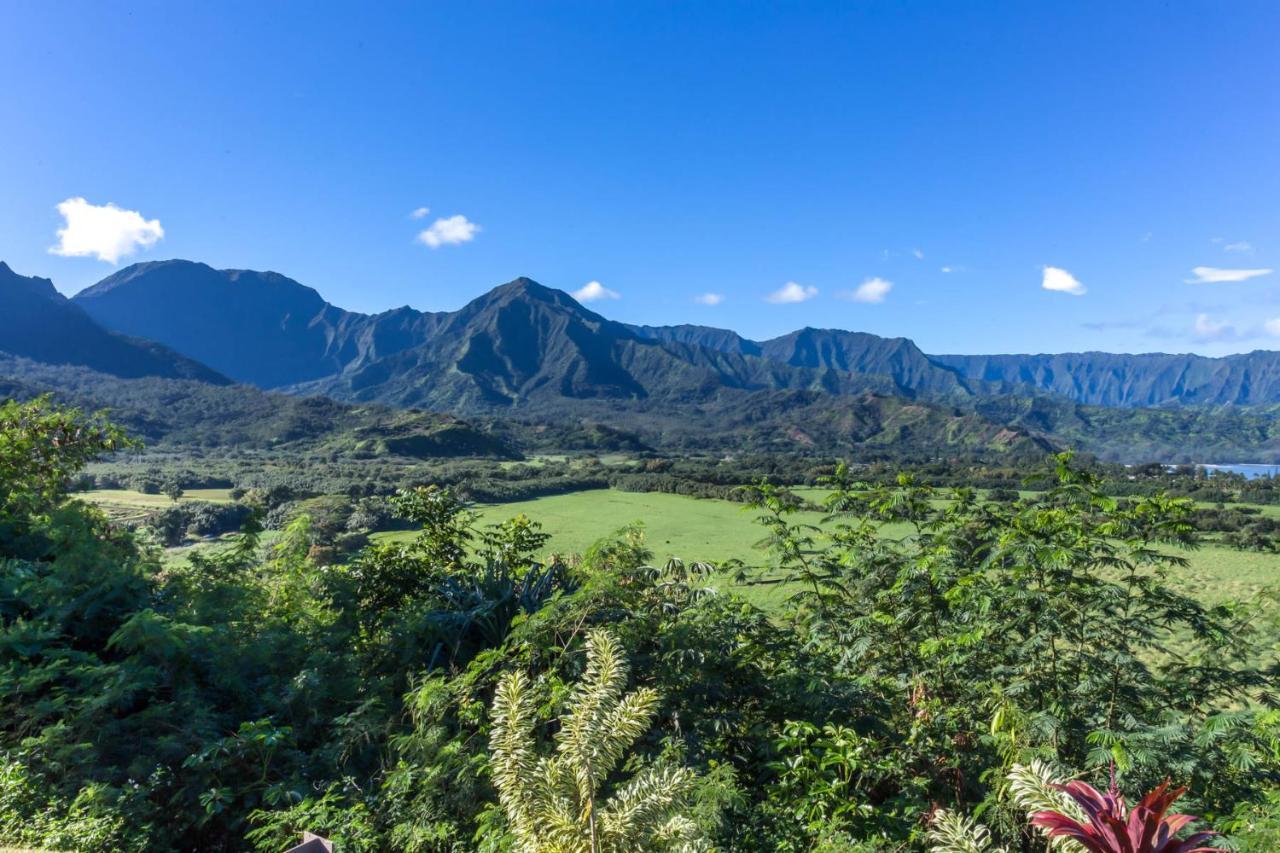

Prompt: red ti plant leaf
[1029,777,1220,853]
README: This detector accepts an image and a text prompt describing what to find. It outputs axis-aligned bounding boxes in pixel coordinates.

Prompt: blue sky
[2,1,1277,355]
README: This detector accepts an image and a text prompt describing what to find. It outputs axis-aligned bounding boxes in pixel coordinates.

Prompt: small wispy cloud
[840,277,893,304]
[940,266,954,274]
[1192,313,1239,342]
[573,280,620,302]
[1264,317,1280,337]
[1041,265,1086,296]
[416,214,480,248]
[912,248,924,260]
[410,206,431,219]
[693,292,724,306]
[1212,237,1255,254]
[49,197,164,264]
[766,281,818,304]
[1186,266,1272,284]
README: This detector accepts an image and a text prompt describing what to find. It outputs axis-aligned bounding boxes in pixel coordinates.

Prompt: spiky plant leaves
[490,669,541,850]
[1028,777,1220,853]
[598,765,696,843]
[488,629,706,852]
[926,808,1006,853]
[1006,761,1087,852]
[557,628,656,812]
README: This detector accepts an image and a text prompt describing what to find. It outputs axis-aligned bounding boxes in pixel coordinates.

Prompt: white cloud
[1186,266,1273,284]
[1223,241,1253,254]
[766,281,818,304]
[572,280,620,302]
[1192,313,1237,342]
[416,214,480,248]
[410,206,431,219]
[841,277,893,304]
[1264,317,1280,337]
[912,248,924,259]
[1041,265,1086,296]
[940,266,954,274]
[693,292,724,306]
[49,197,164,264]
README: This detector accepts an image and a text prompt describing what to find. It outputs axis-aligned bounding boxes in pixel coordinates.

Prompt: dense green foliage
[0,355,517,458]
[2,398,1278,851]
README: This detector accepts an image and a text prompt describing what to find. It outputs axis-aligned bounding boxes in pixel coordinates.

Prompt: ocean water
[1199,464,1280,479]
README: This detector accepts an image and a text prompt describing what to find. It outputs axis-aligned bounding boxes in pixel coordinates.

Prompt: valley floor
[356,487,1280,611]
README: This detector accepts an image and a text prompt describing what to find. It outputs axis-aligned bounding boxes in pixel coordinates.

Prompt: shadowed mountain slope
[0,262,228,383]
[74,260,444,387]
[630,324,969,397]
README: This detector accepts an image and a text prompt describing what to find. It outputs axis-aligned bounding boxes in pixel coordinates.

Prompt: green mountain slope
[934,350,1280,407]
[0,356,513,459]
[293,278,907,409]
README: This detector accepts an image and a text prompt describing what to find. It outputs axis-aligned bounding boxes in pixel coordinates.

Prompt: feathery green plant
[489,629,706,852]
[1006,761,1087,852]
[926,808,1007,853]
[929,761,1087,853]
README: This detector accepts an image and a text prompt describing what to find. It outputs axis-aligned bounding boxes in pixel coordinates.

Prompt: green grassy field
[75,487,235,507]
[73,487,236,525]
[370,488,1280,610]
[75,486,1280,612]
[374,489,796,567]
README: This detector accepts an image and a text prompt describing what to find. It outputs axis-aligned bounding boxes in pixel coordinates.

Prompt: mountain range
[5,258,1280,461]
[67,259,1280,409]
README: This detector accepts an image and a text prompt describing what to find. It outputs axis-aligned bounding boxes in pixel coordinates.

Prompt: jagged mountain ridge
[61,259,1280,409]
[74,260,446,387]
[292,278,909,409]
[932,351,1280,408]
[66,262,979,408]
[631,324,974,398]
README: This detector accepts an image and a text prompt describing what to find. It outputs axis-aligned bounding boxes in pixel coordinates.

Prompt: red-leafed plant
[1030,777,1220,853]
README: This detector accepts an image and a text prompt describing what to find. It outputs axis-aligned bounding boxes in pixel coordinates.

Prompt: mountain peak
[72,260,345,387]
[0,261,59,300]
[456,277,597,319]
[0,261,228,383]
[490,276,561,300]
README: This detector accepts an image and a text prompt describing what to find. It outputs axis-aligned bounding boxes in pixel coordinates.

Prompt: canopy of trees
[1,398,1277,850]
